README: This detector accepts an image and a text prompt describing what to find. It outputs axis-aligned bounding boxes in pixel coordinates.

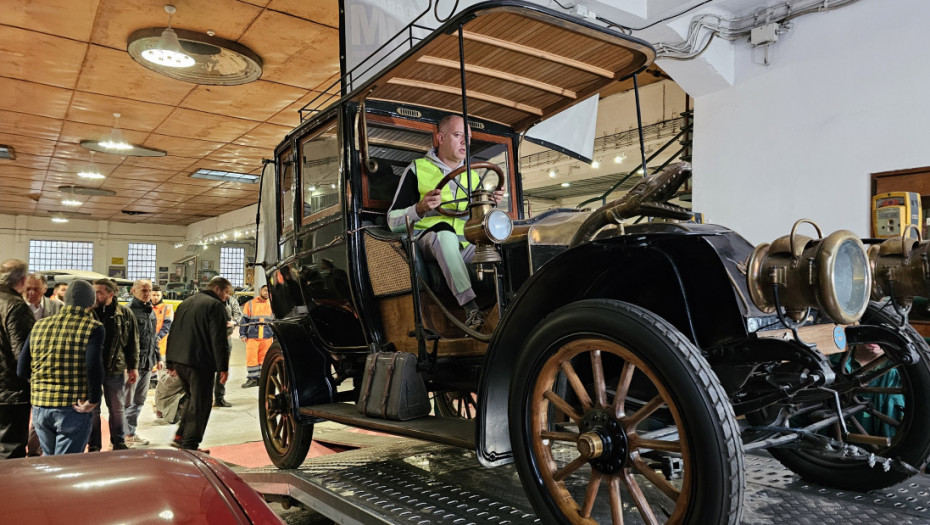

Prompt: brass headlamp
[868,225,930,306]
[747,219,871,325]
[464,189,512,264]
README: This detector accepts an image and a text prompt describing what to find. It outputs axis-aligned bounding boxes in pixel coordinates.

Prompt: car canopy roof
[321,1,656,133]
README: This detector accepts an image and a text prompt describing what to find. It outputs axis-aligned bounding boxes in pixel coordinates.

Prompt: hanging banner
[525,95,599,164]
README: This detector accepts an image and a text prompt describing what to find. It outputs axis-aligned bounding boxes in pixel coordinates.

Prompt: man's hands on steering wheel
[418,162,505,219]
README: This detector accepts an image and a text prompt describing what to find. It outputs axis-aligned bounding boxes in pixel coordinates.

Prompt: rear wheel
[260,343,313,469]
[434,391,478,418]
[510,300,743,524]
[759,301,930,490]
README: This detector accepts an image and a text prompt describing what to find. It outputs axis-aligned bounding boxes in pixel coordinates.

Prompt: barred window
[220,247,245,288]
[28,240,93,271]
[127,243,157,282]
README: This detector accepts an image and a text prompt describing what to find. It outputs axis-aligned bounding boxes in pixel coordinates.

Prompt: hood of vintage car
[0,449,279,524]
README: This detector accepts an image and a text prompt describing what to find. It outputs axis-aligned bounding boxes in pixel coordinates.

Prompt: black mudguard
[476,225,760,466]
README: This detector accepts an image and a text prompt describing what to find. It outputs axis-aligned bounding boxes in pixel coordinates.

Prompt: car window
[280,147,295,234]
[300,121,340,221]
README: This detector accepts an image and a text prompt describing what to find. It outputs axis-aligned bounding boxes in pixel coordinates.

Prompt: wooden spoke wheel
[510,300,743,525]
[435,391,479,419]
[259,343,313,469]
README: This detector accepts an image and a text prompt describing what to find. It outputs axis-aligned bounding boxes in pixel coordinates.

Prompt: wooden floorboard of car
[300,403,475,449]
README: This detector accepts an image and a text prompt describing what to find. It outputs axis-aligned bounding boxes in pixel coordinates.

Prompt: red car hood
[0,449,282,525]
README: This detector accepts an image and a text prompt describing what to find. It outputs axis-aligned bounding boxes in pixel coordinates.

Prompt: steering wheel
[433,161,505,218]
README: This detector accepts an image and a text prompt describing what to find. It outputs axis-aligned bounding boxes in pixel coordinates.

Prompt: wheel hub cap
[580,409,628,473]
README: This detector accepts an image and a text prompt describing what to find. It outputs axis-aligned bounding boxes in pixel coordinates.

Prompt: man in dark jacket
[0,259,35,459]
[166,276,232,451]
[88,278,139,451]
[125,279,157,446]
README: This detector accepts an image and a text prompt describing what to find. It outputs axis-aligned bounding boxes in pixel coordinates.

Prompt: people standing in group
[240,285,273,388]
[21,273,63,456]
[17,280,103,455]
[87,278,139,452]
[125,279,160,446]
[0,260,35,459]
[52,282,68,303]
[213,293,241,408]
[23,274,61,321]
[165,276,233,452]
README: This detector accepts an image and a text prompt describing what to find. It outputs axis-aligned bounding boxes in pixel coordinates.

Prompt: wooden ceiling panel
[239,10,340,89]
[267,0,339,28]
[143,134,224,159]
[154,108,260,143]
[2,154,51,171]
[267,90,327,127]
[180,81,308,122]
[162,176,224,189]
[231,122,291,149]
[66,91,175,132]
[0,25,87,89]
[4,0,100,41]
[121,155,196,172]
[108,165,177,182]
[203,144,269,168]
[0,134,56,157]
[76,45,194,105]
[0,78,73,119]
[90,0,262,49]
[0,111,63,141]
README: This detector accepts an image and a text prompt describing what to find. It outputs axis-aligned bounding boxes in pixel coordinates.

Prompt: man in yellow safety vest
[387,115,503,330]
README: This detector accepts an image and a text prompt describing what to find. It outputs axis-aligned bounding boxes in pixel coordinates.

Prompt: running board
[300,403,475,449]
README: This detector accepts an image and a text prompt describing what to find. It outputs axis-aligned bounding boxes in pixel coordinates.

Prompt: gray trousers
[417,230,476,306]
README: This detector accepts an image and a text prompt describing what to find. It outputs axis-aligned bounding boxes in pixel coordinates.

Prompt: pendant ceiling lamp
[77,150,105,180]
[141,5,195,68]
[98,113,132,151]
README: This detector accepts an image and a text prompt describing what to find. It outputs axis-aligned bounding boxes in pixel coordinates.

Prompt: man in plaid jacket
[17,280,103,455]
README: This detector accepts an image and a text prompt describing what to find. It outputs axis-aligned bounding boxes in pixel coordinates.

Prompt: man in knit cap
[17,280,104,455]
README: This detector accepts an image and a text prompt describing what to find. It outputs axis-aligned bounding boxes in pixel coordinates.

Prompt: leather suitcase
[357,352,430,421]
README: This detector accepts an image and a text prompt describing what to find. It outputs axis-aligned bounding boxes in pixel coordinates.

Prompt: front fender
[269,319,335,424]
[476,228,755,466]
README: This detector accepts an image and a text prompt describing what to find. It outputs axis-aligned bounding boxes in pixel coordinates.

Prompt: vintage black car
[253,2,930,523]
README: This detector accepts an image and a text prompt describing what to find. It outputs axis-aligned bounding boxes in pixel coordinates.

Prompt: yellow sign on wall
[111,257,124,265]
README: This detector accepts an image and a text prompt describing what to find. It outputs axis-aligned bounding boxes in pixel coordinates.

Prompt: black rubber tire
[259,343,314,469]
[509,299,744,525]
[765,301,930,490]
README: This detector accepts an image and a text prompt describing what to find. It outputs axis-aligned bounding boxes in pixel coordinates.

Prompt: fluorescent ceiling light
[561,182,571,188]
[191,168,259,184]
[62,198,83,207]
[51,216,69,223]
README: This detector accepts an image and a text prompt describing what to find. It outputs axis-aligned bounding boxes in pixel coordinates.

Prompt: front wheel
[509,299,743,524]
[757,301,930,490]
[260,343,313,469]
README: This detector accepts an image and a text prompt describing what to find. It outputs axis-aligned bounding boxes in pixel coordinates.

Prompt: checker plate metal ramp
[239,440,930,524]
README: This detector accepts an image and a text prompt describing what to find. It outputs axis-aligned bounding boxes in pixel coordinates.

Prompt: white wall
[690,0,930,245]
[0,214,187,276]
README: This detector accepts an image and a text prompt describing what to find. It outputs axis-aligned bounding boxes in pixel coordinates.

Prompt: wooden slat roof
[356,4,655,132]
